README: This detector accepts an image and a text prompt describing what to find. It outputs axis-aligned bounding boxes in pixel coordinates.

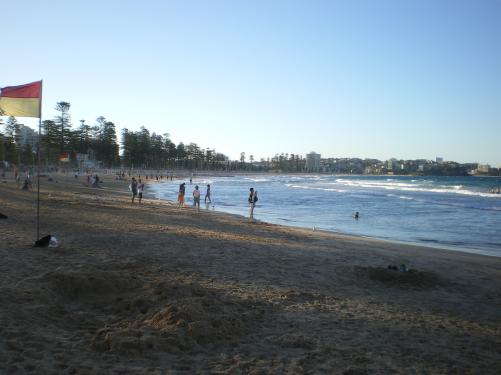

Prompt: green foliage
[54,101,71,153]
[41,120,60,164]
[0,100,300,172]
[119,129,229,170]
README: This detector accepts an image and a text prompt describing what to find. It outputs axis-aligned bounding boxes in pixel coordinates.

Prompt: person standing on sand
[178,182,186,207]
[193,185,201,211]
[248,187,258,220]
[138,179,145,204]
[205,184,212,203]
[130,177,138,203]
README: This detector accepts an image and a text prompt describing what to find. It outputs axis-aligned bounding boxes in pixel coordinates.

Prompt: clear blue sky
[2,0,501,165]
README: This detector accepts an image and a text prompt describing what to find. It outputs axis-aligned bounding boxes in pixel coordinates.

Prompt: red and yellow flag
[0,81,42,118]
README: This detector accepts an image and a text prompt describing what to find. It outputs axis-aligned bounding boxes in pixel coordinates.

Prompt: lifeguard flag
[0,81,42,118]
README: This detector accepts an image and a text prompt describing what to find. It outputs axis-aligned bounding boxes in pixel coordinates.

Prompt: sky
[1,0,501,165]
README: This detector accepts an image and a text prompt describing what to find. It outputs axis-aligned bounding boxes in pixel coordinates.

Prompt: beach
[149,174,501,256]
[1,173,500,374]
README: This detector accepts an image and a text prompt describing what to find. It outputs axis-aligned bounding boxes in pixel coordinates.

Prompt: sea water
[150,175,501,257]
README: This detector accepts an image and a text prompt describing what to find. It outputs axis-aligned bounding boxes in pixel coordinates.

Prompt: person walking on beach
[205,184,212,203]
[138,179,145,204]
[248,187,258,220]
[130,177,138,203]
[193,185,201,211]
[27,172,33,189]
[178,182,186,207]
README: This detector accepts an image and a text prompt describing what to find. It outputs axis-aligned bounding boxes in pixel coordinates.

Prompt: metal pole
[36,80,42,241]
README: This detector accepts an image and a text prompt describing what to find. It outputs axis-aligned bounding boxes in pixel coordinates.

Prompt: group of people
[489,187,500,194]
[177,183,212,212]
[86,174,101,187]
[15,171,32,191]
[130,177,145,203]
[128,177,259,219]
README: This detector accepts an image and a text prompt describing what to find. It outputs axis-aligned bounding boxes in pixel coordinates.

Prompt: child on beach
[178,182,186,207]
[138,179,145,204]
[248,188,258,220]
[193,185,201,211]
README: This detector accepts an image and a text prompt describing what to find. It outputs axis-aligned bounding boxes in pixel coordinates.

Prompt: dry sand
[0,172,500,374]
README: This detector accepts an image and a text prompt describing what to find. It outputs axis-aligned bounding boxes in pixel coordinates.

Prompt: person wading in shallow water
[178,182,186,208]
[130,177,138,203]
[248,187,258,220]
[205,184,212,203]
[138,179,145,204]
[193,185,201,211]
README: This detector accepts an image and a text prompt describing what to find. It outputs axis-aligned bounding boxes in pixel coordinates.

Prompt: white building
[477,164,490,174]
[305,152,321,172]
[18,124,38,149]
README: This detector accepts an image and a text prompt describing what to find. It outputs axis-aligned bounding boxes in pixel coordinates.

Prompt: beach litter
[387,264,408,272]
[34,234,59,248]
[49,236,59,248]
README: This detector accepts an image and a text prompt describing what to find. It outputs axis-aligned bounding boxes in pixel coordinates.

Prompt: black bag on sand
[34,235,52,247]
[0,212,7,219]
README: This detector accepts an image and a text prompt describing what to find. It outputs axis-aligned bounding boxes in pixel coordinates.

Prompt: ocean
[149,175,501,257]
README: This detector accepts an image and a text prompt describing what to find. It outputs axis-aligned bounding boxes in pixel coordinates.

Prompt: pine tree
[4,116,20,164]
[54,101,71,153]
[42,120,60,164]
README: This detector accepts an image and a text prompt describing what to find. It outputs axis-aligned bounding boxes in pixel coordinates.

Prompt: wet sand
[1,173,500,374]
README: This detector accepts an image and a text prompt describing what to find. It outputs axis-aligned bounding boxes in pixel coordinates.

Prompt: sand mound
[279,290,326,303]
[43,269,140,299]
[354,266,441,289]
[91,281,268,355]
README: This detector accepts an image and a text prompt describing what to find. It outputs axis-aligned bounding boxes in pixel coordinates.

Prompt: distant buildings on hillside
[301,153,500,176]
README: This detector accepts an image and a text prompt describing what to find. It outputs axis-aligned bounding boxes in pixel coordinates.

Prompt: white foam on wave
[386,193,414,200]
[334,179,501,199]
[246,177,270,182]
[286,184,347,193]
[336,178,419,189]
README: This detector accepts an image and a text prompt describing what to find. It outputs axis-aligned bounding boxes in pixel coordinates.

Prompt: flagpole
[36,80,43,241]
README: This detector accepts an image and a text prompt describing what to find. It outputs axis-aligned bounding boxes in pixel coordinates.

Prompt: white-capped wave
[287,184,347,193]
[386,193,414,200]
[246,177,270,182]
[334,179,501,198]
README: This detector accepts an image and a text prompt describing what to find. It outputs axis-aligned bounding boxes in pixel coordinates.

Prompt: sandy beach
[1,172,500,374]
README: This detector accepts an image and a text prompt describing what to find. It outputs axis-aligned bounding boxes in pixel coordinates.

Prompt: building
[386,158,398,171]
[18,124,38,150]
[436,156,444,163]
[305,152,321,172]
[477,164,490,174]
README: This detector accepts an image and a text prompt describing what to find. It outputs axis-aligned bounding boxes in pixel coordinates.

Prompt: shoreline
[1,172,500,373]
[145,175,501,258]
[3,171,498,263]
